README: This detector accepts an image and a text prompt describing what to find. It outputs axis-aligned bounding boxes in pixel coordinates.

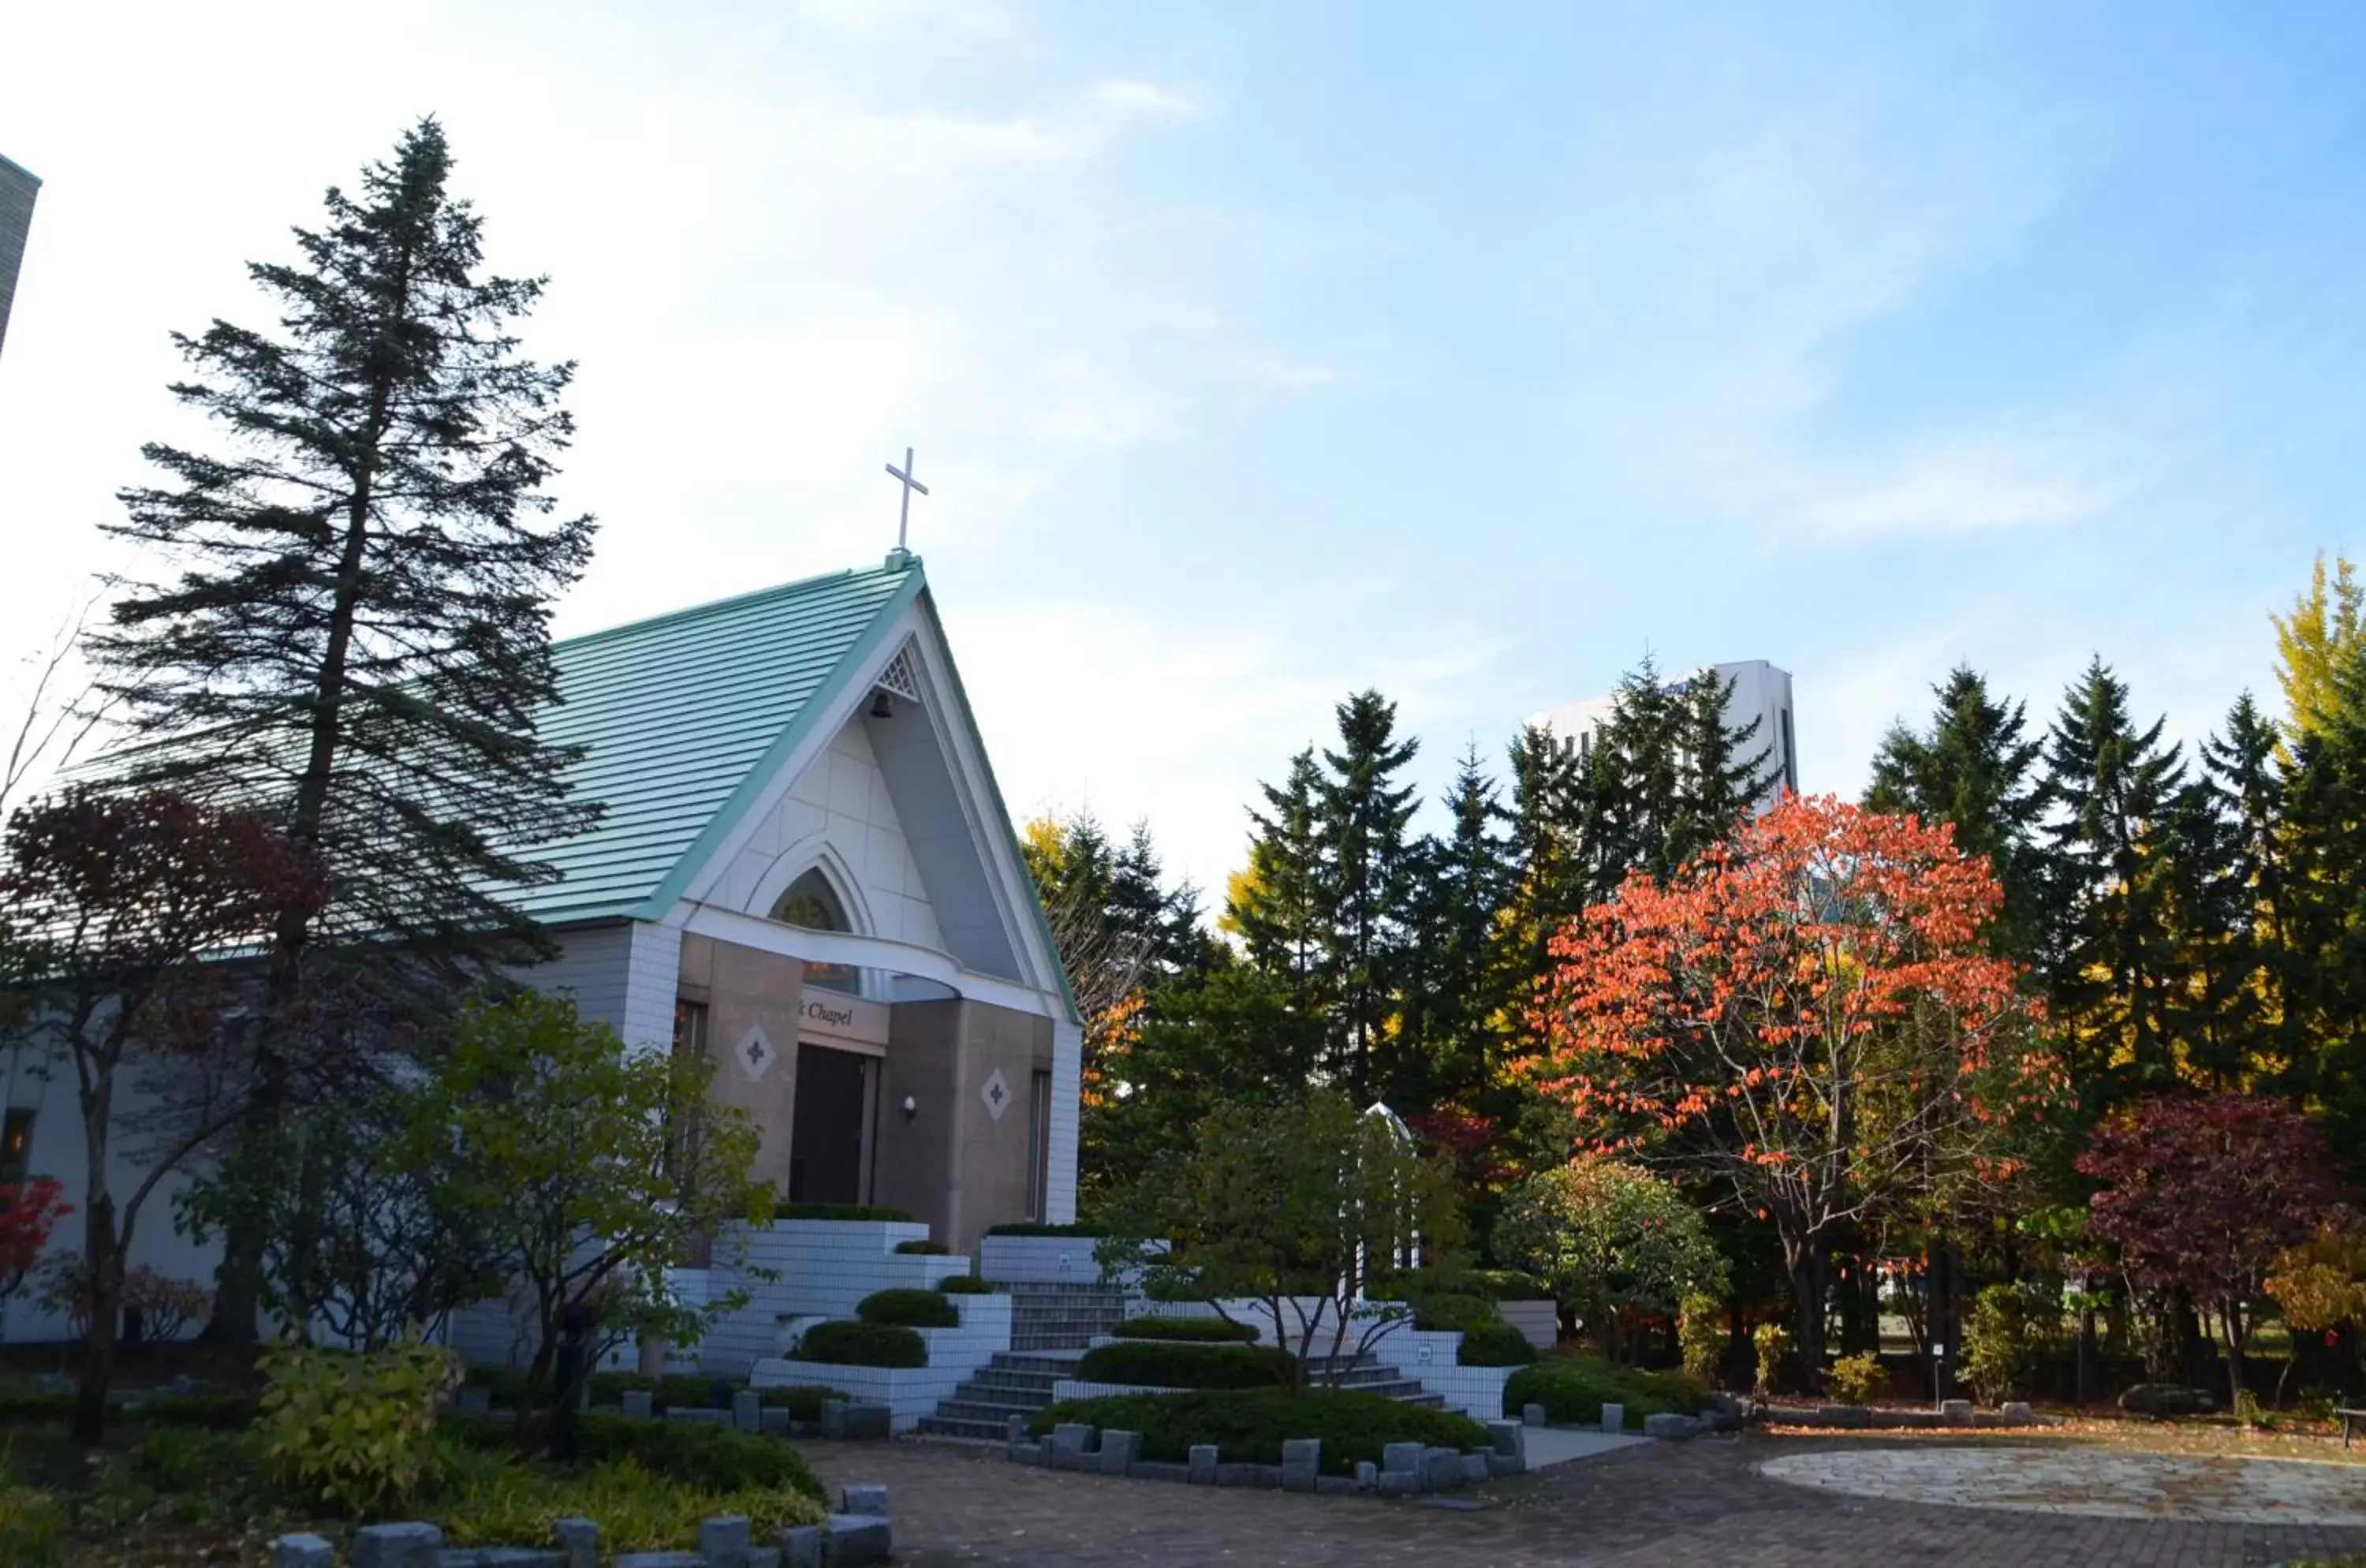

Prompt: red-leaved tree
[1519,794,2056,1379]
[0,1174,70,1305]
[2079,1093,2338,1405]
[0,788,323,1439]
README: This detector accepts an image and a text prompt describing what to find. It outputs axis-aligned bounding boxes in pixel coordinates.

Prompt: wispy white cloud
[1090,79,1201,120]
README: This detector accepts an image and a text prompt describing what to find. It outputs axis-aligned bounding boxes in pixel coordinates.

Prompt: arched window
[770,867,860,995]
[771,868,850,931]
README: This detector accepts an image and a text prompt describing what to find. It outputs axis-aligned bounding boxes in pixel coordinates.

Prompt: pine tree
[1667,666,1778,867]
[1865,666,2051,958]
[1584,657,1686,888]
[2038,659,2187,1108]
[1225,749,1327,1014]
[86,120,597,1333]
[1313,691,1421,1103]
[1405,744,1513,1108]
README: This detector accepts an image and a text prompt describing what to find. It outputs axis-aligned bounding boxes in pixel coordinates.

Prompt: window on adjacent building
[0,1108,31,1179]
[1025,1070,1053,1222]
[770,868,862,995]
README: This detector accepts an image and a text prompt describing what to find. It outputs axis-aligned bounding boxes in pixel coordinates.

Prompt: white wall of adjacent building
[1530,658,1797,806]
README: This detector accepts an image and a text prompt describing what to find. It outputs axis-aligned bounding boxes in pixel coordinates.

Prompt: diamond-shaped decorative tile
[980,1066,1012,1122]
[735,1025,775,1084]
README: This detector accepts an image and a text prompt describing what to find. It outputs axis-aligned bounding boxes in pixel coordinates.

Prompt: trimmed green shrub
[983,1221,1106,1237]
[894,1238,950,1255]
[1963,1282,2046,1404]
[753,1385,842,1422]
[1074,1341,1298,1390]
[939,1274,992,1294]
[1472,1268,1553,1301]
[1455,1321,1539,1367]
[1408,1293,1498,1335]
[1677,1292,1725,1385]
[771,1201,914,1223]
[1031,1387,1488,1475]
[1827,1351,1885,1406]
[856,1287,959,1328]
[1110,1315,1260,1343]
[259,1338,457,1514]
[0,1390,258,1428]
[573,1413,826,1499]
[793,1320,928,1368]
[585,1372,729,1411]
[1502,1356,1700,1428]
[1752,1323,1794,1396]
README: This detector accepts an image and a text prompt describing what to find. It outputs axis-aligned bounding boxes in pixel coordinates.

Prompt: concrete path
[1762,1444,2366,1525]
[1523,1426,1648,1468]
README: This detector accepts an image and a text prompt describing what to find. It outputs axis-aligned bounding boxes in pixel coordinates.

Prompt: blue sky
[2,2,2361,890]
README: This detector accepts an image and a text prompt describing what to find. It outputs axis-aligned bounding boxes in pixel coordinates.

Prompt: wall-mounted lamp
[901,1093,919,1124]
[871,690,894,719]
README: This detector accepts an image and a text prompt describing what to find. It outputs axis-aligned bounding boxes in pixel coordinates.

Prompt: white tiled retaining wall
[749,1293,1012,1432]
[978,1234,1114,1285]
[449,1218,990,1379]
[1498,1300,1558,1352]
[698,1219,983,1376]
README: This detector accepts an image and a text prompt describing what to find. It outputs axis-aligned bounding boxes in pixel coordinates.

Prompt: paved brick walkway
[804,1435,2366,1566]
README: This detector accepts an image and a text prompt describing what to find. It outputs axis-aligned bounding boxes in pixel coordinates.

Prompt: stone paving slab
[1762,1445,2366,1525]
[803,1435,2366,1566]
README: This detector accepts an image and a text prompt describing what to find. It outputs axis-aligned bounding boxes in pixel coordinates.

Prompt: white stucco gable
[665,594,1070,1017]
[710,715,948,952]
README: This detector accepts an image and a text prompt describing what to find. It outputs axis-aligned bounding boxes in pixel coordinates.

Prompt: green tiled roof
[521,558,924,924]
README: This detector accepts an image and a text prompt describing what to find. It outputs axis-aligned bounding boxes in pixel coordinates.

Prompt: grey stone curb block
[292,1495,888,1567]
[1003,1423,1502,1499]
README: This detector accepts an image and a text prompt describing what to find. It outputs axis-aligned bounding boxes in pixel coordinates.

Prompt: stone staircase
[1008,1281,1129,1352]
[916,1282,1445,1443]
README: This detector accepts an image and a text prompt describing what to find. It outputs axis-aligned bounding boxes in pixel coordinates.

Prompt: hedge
[793,1320,928,1368]
[585,1372,730,1411]
[1073,1341,1298,1390]
[0,1391,258,1429]
[1030,1387,1488,1475]
[1408,1293,1498,1335]
[753,1384,843,1422]
[1502,1357,1700,1428]
[576,1412,826,1499]
[940,1275,993,1294]
[1454,1321,1539,1368]
[1471,1268,1553,1301]
[771,1201,914,1223]
[1110,1316,1259,1344]
[857,1288,959,1328]
[894,1238,950,1255]
[983,1222,1106,1238]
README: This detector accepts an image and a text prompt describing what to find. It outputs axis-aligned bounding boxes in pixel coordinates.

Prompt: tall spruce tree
[1405,744,1513,1108]
[1314,691,1422,1103]
[2038,659,2186,1108]
[87,120,597,1335]
[1865,666,2051,958]
[1666,666,1778,867]
[1225,749,1327,1014]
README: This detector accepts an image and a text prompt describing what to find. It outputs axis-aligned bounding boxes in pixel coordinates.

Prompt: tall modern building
[0,153,39,363]
[1529,659,1799,805]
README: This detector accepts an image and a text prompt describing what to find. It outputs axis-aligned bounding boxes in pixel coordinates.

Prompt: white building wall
[1530,659,1797,806]
[708,715,946,951]
[0,1047,226,1343]
[1043,1019,1081,1224]
[517,922,633,1030]
[620,921,682,1055]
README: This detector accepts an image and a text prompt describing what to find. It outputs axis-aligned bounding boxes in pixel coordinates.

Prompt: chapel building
[0,551,1084,1338]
